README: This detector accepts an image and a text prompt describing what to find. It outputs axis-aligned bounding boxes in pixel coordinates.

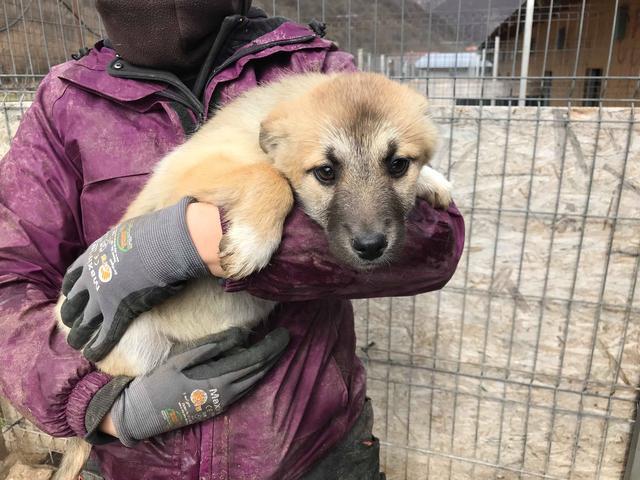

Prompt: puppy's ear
[259,108,289,156]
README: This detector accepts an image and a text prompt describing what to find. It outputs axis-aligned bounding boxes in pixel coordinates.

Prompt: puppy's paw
[416,166,453,210]
[219,223,281,280]
[55,295,71,334]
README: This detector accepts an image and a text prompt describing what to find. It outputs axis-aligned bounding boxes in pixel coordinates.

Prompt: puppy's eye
[387,157,410,178]
[314,165,336,184]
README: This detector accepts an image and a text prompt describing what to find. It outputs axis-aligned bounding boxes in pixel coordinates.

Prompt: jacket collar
[58,41,167,103]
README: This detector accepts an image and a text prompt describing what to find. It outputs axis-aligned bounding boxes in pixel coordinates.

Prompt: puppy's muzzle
[351,232,388,261]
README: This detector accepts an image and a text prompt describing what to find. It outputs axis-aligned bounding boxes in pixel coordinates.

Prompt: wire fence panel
[0,0,101,91]
[1,1,639,479]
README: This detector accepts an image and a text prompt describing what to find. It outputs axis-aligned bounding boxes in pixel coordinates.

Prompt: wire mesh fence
[0,1,639,479]
[0,0,102,90]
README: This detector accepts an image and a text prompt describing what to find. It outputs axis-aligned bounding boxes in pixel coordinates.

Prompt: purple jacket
[0,20,464,480]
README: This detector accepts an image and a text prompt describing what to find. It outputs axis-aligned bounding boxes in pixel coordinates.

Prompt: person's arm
[0,74,113,438]
[223,200,464,302]
[186,200,463,302]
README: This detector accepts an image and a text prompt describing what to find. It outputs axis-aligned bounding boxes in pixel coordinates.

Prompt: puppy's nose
[352,233,388,260]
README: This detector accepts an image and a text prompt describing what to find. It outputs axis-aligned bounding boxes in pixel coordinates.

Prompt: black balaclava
[96,0,252,74]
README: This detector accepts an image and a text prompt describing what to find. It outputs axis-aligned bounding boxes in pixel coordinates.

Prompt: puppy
[54,72,452,479]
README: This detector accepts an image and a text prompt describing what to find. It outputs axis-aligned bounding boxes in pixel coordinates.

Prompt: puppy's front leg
[214,163,294,279]
[416,165,453,210]
[153,160,294,280]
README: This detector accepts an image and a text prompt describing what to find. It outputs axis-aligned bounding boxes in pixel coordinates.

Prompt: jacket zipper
[203,34,316,99]
[156,89,203,124]
[168,33,316,126]
[212,34,316,79]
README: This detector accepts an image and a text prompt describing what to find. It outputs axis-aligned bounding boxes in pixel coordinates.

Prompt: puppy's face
[260,73,438,270]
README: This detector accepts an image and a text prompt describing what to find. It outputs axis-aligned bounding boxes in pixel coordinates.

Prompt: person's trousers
[301,398,385,480]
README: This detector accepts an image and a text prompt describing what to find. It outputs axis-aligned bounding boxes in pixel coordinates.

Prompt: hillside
[254,0,456,54]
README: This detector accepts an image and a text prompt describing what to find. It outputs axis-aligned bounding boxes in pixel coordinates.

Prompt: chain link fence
[1,1,639,479]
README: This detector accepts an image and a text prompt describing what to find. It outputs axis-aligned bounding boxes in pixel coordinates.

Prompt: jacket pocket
[294,352,349,441]
[93,428,186,480]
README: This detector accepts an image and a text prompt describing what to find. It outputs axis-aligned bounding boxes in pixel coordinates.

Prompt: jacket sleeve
[0,74,112,438]
[225,201,464,302]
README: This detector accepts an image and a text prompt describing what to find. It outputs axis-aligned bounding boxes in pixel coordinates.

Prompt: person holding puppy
[0,1,464,479]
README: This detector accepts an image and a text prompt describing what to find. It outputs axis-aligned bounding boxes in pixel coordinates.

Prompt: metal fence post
[624,404,640,480]
[518,0,535,106]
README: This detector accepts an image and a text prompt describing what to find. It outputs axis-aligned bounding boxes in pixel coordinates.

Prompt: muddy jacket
[0,13,464,480]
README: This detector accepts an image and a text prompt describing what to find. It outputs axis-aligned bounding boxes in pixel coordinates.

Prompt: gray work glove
[60,197,210,362]
[110,327,290,446]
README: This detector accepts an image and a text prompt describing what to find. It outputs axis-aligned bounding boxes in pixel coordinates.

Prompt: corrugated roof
[414,52,493,69]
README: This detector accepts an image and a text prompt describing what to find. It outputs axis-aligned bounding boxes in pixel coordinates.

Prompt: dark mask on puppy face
[96,0,251,73]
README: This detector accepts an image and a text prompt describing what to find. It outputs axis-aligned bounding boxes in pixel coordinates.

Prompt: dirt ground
[0,436,54,480]
[0,456,54,480]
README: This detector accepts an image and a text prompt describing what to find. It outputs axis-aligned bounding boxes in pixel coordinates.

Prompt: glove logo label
[98,255,113,283]
[189,389,208,412]
[116,222,133,252]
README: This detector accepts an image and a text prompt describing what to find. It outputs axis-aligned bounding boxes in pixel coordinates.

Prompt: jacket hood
[96,0,252,73]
